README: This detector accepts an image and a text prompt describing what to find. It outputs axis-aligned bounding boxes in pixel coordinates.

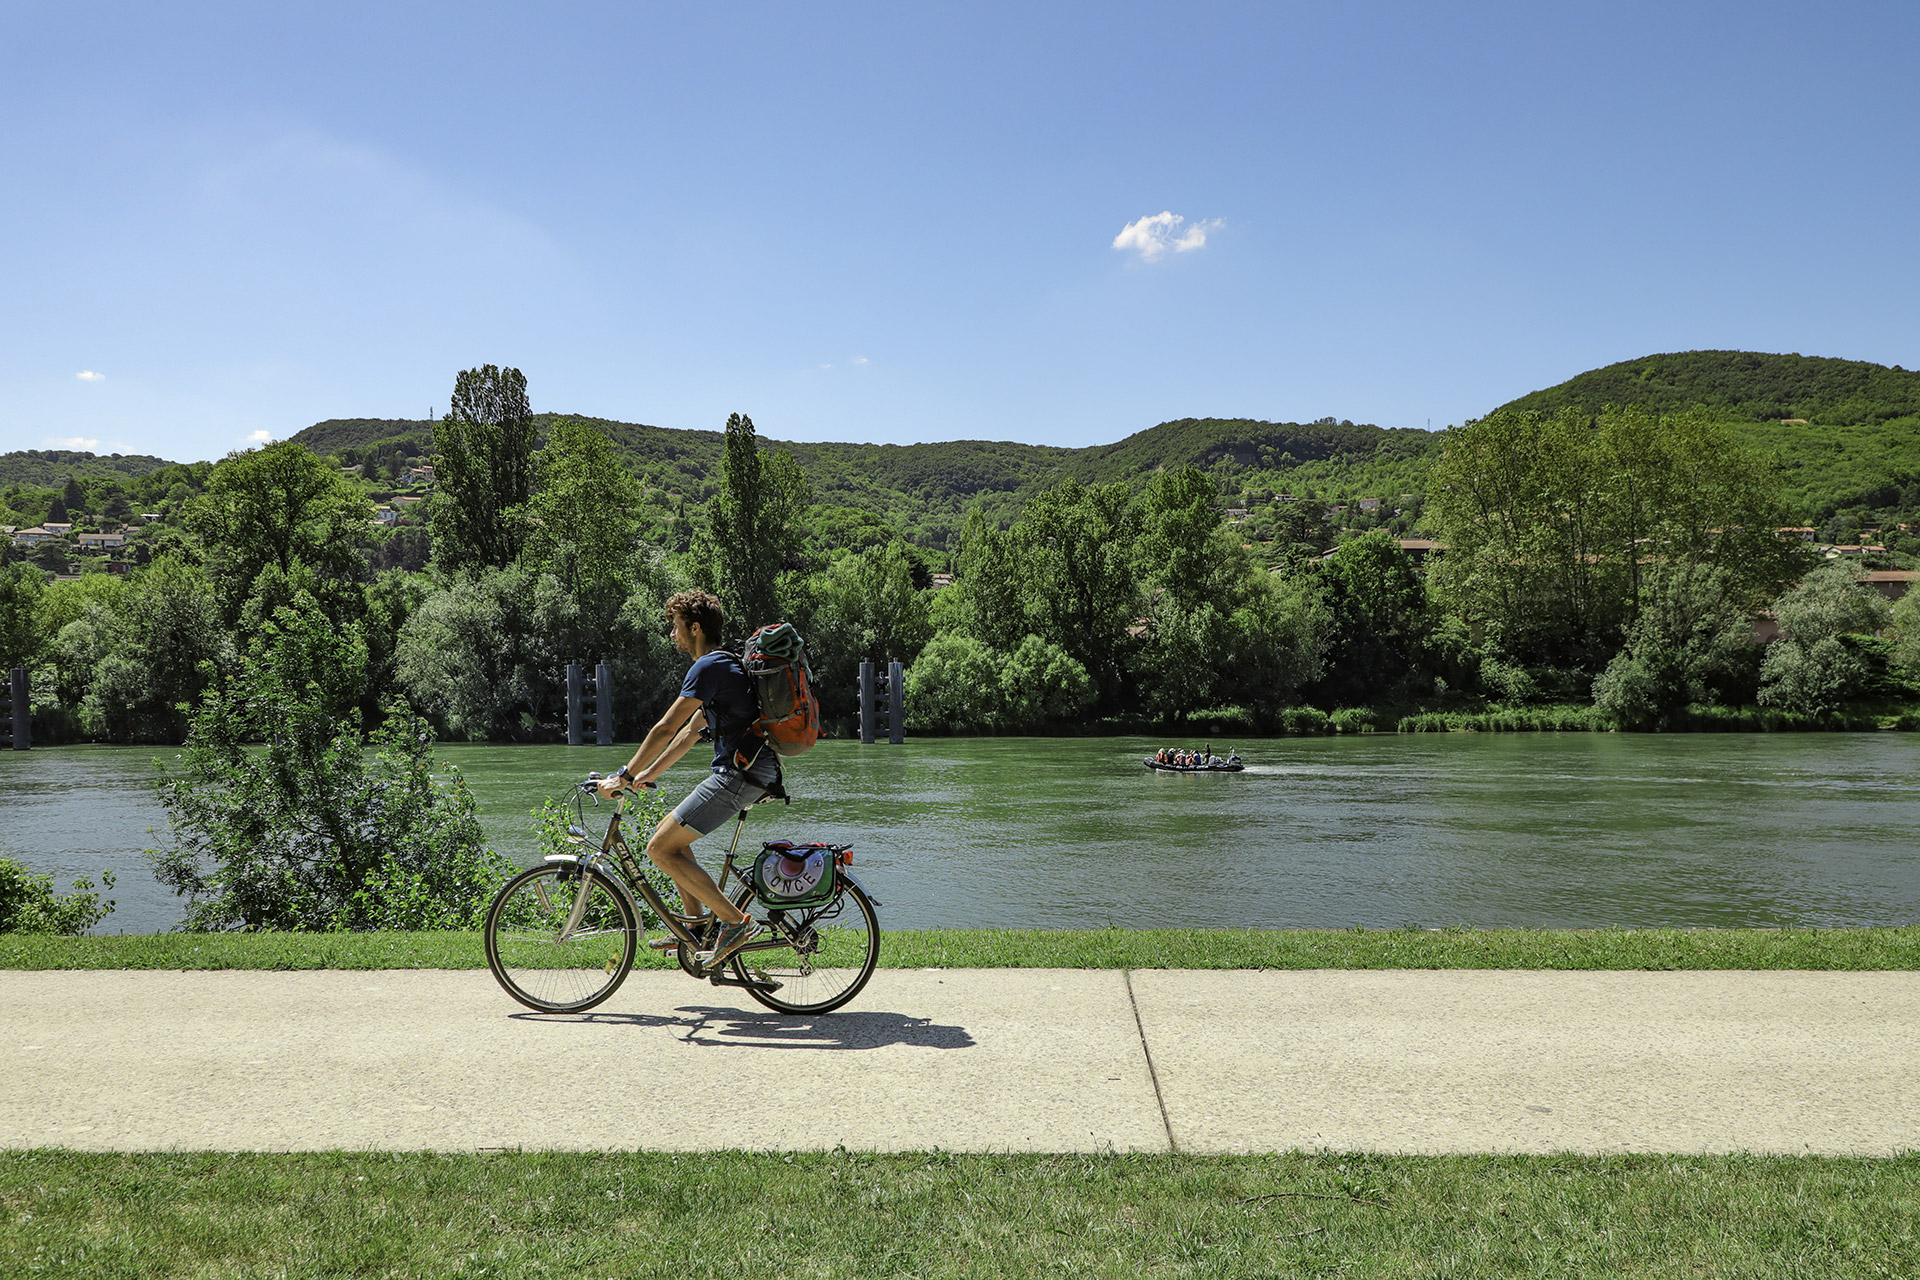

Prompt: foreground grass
[6,925,1920,970]
[3,1148,1916,1278]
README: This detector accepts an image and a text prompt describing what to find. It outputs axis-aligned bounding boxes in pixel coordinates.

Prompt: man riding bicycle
[598,589,779,969]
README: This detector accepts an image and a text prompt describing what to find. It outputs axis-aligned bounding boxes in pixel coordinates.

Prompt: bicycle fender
[837,870,881,907]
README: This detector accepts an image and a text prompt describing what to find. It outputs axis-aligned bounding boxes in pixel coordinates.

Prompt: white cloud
[75,370,105,382]
[45,436,101,450]
[246,429,274,444]
[850,355,869,366]
[1112,211,1225,262]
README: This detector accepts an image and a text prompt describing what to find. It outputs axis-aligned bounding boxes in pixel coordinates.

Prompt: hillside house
[1225,508,1249,523]
[1356,498,1381,512]
[403,465,436,486]
[1777,527,1816,541]
[1862,570,1918,602]
[1396,538,1445,565]
[42,523,73,535]
[1826,544,1886,558]
[10,527,61,546]
[371,506,398,527]
[76,533,126,551]
[929,572,954,590]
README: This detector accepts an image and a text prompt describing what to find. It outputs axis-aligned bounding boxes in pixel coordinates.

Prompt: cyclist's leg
[645,814,746,924]
[649,768,768,924]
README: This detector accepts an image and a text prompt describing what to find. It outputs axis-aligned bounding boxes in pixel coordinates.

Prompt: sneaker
[645,935,680,953]
[695,917,761,969]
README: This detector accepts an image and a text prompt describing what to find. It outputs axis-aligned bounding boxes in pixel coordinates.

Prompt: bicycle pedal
[706,971,783,994]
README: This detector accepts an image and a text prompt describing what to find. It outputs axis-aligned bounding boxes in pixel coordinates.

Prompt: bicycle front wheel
[484,864,638,1013]
[732,880,880,1015]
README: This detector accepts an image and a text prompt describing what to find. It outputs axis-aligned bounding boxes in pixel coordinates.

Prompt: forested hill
[12,349,1917,536]
[282,412,1416,531]
[0,448,177,486]
[1497,350,1920,424]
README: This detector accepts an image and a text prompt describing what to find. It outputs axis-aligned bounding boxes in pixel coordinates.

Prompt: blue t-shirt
[681,650,763,771]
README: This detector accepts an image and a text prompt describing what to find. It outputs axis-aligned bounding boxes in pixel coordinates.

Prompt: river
[3,734,1917,934]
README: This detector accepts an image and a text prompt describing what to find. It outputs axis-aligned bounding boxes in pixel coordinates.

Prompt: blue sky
[4,1,1917,463]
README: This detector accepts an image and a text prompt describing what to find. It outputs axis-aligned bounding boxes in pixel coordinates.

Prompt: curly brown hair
[664,589,724,645]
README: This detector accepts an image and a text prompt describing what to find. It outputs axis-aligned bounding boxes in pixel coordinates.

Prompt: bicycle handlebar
[582,771,656,793]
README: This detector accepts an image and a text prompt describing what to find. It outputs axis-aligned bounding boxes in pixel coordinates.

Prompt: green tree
[149,593,511,931]
[1135,596,1233,722]
[933,509,1031,652]
[522,417,642,596]
[188,440,370,616]
[1430,405,1800,672]
[57,558,232,742]
[815,543,932,665]
[1308,531,1429,708]
[1892,590,1920,677]
[1216,572,1329,723]
[998,634,1095,732]
[394,565,573,740]
[430,365,537,572]
[691,413,811,640]
[1006,479,1140,706]
[1592,566,1753,728]
[1136,468,1245,611]
[0,562,46,670]
[1263,500,1335,566]
[1757,564,1895,717]
[903,632,1004,733]
[61,476,85,515]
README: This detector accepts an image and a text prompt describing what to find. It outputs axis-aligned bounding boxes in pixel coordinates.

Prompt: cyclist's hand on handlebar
[592,769,656,800]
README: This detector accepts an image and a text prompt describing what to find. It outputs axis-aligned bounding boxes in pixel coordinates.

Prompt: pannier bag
[749,841,838,909]
[741,621,820,757]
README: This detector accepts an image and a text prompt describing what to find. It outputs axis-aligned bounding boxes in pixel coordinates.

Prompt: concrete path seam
[1123,968,1177,1154]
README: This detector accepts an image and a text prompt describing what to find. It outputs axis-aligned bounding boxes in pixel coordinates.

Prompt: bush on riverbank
[148,595,512,932]
[0,856,114,935]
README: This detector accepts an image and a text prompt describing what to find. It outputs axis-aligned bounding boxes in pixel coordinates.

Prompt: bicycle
[482,774,881,1016]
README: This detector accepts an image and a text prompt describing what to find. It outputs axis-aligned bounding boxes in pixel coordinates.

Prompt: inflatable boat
[1143,756,1244,773]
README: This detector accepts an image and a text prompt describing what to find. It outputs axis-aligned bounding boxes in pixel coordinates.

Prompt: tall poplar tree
[693,413,811,641]
[430,365,537,572]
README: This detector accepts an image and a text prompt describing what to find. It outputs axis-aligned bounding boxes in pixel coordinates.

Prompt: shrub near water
[0,856,114,934]
[147,593,511,932]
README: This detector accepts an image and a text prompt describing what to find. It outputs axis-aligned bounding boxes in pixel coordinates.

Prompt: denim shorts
[671,757,780,836]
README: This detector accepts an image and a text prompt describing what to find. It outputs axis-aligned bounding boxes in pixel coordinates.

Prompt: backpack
[749,841,839,909]
[739,621,820,757]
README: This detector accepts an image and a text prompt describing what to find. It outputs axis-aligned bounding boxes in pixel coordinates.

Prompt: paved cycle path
[3,968,1917,1156]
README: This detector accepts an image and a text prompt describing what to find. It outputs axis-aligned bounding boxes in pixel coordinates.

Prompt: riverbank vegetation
[4,1147,1915,1278]
[8,925,1920,970]
[4,355,1918,753]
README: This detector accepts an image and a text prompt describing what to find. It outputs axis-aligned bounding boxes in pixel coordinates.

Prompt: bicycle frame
[552,789,831,971]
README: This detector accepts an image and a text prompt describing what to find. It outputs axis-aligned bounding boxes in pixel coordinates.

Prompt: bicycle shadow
[514,1005,975,1050]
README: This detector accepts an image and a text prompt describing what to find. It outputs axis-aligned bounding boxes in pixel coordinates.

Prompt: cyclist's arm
[621,695,705,784]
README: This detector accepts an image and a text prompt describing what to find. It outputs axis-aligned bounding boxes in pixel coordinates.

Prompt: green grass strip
[2,1148,1915,1278]
[6,925,1920,970]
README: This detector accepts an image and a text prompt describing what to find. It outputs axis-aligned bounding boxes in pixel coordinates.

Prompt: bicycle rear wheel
[484,864,638,1013]
[732,880,880,1015]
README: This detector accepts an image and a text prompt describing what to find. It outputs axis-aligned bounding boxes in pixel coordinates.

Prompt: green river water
[3,734,1917,934]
